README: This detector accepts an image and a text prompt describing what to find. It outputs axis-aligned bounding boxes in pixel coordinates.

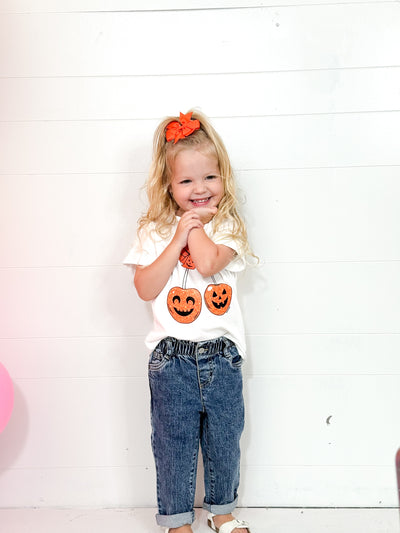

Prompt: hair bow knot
[165,112,201,144]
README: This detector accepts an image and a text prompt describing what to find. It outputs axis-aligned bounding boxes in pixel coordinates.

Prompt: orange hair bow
[165,112,201,144]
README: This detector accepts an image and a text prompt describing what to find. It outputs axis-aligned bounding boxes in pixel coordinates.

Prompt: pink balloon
[0,362,14,433]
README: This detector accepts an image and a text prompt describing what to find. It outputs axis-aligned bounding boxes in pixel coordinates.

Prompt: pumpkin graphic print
[178,245,195,270]
[167,247,201,323]
[167,286,201,323]
[204,275,232,316]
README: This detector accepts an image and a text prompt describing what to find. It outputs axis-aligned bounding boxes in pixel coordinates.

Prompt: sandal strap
[219,518,250,533]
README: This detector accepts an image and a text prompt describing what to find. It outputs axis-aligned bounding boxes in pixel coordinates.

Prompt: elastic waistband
[157,336,233,357]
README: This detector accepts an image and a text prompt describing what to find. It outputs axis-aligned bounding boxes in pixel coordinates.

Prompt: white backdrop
[1,0,400,508]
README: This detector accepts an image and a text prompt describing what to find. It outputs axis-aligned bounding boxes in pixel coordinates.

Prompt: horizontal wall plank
[0,464,396,507]
[0,121,154,174]
[1,167,399,268]
[244,375,400,467]
[220,113,400,171]
[1,113,399,174]
[2,67,400,121]
[238,167,400,263]
[0,337,149,379]
[0,0,387,14]
[0,465,157,507]
[1,333,400,380]
[0,377,153,469]
[1,262,399,338]
[1,6,399,77]
[240,261,400,335]
[0,266,149,338]
[0,173,146,268]
[241,465,398,507]
[246,333,400,376]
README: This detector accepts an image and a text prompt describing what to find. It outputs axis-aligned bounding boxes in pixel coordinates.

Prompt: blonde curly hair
[138,110,253,258]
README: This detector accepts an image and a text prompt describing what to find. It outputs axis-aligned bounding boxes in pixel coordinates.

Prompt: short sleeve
[123,225,160,267]
[209,220,246,273]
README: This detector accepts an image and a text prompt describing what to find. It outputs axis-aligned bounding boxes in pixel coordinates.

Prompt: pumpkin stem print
[167,247,202,324]
[204,275,232,316]
[178,245,195,270]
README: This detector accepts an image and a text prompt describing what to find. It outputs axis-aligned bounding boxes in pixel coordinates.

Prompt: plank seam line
[1,333,400,341]
[2,108,400,124]
[1,1,397,15]
[1,464,397,470]
[1,64,400,80]
[11,373,400,379]
[1,259,400,270]
[1,164,399,177]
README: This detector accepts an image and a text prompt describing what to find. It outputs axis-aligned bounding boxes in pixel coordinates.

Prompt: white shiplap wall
[1,0,400,509]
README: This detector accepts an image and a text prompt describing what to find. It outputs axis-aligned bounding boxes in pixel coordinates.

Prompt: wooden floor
[0,507,399,533]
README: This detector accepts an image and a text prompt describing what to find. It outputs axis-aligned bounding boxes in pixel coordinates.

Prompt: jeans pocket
[224,343,243,369]
[148,349,170,373]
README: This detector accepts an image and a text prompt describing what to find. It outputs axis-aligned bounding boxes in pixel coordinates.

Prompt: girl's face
[169,148,224,216]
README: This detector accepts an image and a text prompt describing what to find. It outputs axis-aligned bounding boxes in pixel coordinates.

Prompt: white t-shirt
[123,217,247,358]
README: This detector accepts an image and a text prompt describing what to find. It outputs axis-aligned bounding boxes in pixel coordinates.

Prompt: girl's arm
[134,214,202,301]
[134,240,182,301]
[187,207,237,277]
[187,228,236,277]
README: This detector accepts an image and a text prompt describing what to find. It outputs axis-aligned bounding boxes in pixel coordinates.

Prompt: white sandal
[207,512,251,533]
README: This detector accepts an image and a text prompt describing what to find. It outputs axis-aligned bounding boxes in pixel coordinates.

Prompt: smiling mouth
[190,197,211,206]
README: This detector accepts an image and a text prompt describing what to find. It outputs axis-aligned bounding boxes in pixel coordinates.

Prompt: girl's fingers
[179,214,202,228]
[175,217,202,242]
[181,211,201,221]
[188,217,203,227]
[192,206,217,216]
[190,206,217,224]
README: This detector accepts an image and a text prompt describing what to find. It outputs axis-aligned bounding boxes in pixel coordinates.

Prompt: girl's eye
[180,179,191,184]
[206,175,217,180]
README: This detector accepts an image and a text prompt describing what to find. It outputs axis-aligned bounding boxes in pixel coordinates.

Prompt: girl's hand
[172,210,203,248]
[191,206,217,225]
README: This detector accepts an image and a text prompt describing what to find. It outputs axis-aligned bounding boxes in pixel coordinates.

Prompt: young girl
[124,111,253,533]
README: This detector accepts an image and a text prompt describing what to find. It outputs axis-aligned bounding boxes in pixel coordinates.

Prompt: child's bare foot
[169,525,193,533]
[212,513,249,533]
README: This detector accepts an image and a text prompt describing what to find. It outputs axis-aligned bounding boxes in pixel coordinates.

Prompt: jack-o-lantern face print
[204,283,232,316]
[179,246,195,270]
[167,287,202,323]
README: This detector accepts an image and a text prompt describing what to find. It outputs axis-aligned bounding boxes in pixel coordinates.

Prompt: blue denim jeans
[148,336,245,529]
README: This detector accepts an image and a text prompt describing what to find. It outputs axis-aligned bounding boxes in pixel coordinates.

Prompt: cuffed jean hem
[156,510,195,528]
[203,496,238,515]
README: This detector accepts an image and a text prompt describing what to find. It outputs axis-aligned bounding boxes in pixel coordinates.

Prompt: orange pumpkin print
[167,264,201,323]
[167,287,201,323]
[204,283,232,316]
[179,246,195,270]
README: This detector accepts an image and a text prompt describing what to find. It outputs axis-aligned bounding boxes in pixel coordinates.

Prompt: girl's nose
[193,180,207,193]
